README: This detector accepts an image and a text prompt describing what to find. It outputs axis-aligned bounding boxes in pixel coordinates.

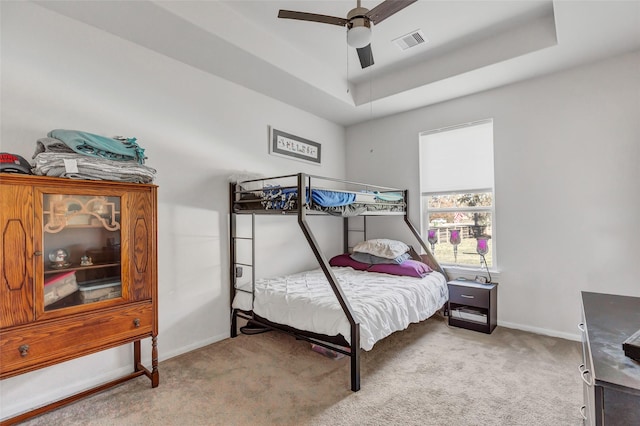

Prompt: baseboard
[2,364,134,420]
[4,323,576,421]
[2,332,230,421]
[158,332,229,362]
[499,320,580,342]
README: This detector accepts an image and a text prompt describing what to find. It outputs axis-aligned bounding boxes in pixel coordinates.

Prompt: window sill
[443,265,501,283]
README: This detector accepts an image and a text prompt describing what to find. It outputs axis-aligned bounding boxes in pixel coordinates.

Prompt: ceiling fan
[278,0,417,69]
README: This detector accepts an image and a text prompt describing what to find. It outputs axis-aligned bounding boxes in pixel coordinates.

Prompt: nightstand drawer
[448,284,489,306]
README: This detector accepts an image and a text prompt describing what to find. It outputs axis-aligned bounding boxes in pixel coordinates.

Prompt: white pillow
[352,239,410,259]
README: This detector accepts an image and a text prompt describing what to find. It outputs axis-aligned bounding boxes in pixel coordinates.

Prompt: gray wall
[0,2,346,418]
[2,0,639,419]
[346,49,640,339]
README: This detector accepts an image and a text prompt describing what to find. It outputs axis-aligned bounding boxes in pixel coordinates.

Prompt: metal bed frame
[229,173,446,392]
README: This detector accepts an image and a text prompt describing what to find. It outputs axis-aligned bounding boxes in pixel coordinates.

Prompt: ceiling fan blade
[356,44,374,69]
[366,0,417,25]
[278,10,347,27]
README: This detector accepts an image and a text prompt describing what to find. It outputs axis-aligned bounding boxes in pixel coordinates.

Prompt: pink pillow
[329,254,369,271]
[369,259,432,278]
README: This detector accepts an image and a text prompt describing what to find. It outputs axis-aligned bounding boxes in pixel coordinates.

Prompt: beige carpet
[20,315,583,425]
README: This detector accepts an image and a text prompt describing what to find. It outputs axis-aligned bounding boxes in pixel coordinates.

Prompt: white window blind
[420,120,494,193]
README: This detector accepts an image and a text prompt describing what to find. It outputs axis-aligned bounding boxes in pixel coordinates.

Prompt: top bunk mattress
[233,185,406,216]
[263,186,403,206]
[232,267,448,351]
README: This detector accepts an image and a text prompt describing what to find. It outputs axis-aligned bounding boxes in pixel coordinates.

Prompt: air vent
[392,29,427,51]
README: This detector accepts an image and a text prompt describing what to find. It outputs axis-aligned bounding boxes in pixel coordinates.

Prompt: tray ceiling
[36,1,640,126]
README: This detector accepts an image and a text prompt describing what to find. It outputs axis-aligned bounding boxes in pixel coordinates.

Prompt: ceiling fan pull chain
[346,30,350,93]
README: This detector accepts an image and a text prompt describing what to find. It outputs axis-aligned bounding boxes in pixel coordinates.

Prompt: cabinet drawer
[449,284,489,307]
[0,303,153,377]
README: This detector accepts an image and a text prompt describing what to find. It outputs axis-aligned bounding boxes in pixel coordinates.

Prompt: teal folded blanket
[374,191,403,202]
[48,129,146,164]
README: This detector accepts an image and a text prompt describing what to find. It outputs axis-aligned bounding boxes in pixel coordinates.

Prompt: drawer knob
[133,318,141,328]
[19,344,30,357]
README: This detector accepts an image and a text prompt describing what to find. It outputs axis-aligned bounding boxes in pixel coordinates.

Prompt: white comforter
[232,267,448,350]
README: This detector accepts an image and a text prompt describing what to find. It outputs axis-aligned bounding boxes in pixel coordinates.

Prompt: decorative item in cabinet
[78,277,122,303]
[43,194,120,233]
[43,270,78,307]
[47,247,71,269]
[42,192,122,312]
[0,174,158,425]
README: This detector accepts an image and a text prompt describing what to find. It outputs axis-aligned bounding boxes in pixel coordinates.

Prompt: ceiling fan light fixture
[347,25,371,48]
[278,0,418,68]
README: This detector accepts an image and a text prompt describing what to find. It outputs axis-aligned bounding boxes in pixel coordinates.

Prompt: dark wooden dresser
[580,292,640,425]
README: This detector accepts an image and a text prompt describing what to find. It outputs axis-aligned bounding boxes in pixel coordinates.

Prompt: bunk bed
[229,173,449,392]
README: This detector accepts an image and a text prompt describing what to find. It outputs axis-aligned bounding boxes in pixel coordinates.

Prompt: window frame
[419,118,497,271]
[422,188,496,269]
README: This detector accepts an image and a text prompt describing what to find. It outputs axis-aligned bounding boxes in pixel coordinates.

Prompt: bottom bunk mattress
[232,267,448,351]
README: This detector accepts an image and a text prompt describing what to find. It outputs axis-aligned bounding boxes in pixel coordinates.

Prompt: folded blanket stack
[32,130,156,183]
[33,153,156,184]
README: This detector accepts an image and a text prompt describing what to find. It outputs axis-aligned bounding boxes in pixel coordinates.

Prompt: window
[419,120,495,268]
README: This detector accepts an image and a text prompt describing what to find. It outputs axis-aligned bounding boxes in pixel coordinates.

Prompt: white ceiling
[36,1,640,126]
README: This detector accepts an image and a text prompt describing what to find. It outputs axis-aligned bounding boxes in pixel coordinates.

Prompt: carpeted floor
[19,315,583,425]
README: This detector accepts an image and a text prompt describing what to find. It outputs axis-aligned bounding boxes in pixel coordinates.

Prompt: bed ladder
[229,183,257,338]
[228,176,364,392]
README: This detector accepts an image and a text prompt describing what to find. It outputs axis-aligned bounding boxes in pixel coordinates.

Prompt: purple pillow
[350,251,411,265]
[329,253,369,271]
[368,259,432,278]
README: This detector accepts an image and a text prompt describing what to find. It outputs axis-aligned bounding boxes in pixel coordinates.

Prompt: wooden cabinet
[448,280,497,334]
[0,174,158,424]
[580,292,640,425]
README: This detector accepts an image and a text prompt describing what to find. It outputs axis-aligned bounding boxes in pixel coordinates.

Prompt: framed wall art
[269,127,321,165]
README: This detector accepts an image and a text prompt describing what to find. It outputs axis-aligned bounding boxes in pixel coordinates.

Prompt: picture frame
[269,127,321,165]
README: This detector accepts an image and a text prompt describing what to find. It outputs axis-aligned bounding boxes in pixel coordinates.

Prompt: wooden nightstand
[448,279,497,334]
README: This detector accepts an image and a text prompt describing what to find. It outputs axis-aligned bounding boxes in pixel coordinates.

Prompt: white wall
[0,2,346,419]
[2,0,638,419]
[346,50,640,340]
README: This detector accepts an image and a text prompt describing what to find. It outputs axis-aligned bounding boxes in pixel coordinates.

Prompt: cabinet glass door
[42,194,122,310]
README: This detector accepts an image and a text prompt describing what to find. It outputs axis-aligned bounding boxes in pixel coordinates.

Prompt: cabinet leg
[132,339,159,387]
[133,340,141,372]
[151,335,159,387]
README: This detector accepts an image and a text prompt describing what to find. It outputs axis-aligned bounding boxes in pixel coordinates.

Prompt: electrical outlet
[235,266,243,278]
